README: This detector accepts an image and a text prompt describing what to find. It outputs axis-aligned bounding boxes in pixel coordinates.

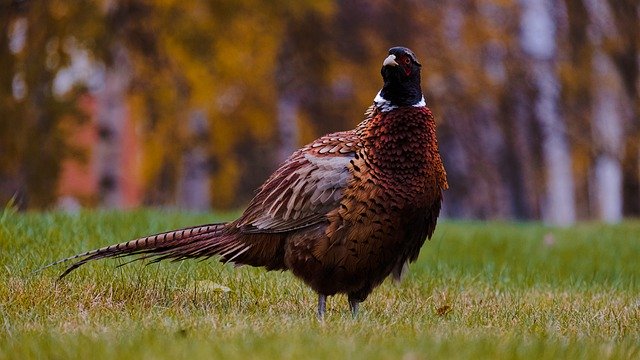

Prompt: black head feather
[379,47,423,107]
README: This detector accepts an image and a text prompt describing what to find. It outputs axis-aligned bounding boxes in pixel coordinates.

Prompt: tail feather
[37,223,230,279]
[128,230,253,264]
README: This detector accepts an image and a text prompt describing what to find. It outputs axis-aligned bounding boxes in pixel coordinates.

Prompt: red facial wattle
[400,56,412,76]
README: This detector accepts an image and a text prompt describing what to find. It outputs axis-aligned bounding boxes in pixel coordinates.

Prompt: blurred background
[1,0,638,225]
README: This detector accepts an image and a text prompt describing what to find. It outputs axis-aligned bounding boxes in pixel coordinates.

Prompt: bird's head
[376,47,424,110]
[382,47,421,78]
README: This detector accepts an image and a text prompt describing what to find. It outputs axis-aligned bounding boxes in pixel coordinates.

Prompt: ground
[0,210,638,359]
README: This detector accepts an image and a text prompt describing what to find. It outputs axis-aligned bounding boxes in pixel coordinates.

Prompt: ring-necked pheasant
[42,47,448,319]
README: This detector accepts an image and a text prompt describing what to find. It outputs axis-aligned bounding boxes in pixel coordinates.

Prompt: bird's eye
[404,57,411,65]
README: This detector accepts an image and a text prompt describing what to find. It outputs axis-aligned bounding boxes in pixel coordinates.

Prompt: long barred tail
[37,223,250,279]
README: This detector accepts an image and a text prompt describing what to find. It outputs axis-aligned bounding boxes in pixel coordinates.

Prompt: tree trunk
[96,44,129,208]
[177,109,210,211]
[520,0,576,226]
[274,32,302,166]
[584,0,627,223]
[510,85,540,219]
[276,96,299,164]
[591,50,624,222]
[439,2,512,219]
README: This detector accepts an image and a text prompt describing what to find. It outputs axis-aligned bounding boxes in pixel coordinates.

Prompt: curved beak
[383,54,398,67]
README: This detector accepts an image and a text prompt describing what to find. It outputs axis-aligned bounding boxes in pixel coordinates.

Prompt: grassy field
[0,209,639,359]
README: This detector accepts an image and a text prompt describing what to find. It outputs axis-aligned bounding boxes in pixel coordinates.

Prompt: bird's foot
[348,299,359,318]
[317,294,326,321]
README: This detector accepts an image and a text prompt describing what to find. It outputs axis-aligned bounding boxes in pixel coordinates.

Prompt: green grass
[1,209,639,359]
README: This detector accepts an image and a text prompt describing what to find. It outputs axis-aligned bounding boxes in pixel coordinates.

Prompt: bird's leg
[348,298,360,318]
[317,294,326,320]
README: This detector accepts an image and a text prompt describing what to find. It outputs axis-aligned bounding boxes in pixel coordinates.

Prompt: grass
[0,209,639,359]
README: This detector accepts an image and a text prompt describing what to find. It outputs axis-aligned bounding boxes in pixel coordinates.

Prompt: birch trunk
[585,0,626,223]
[591,50,624,222]
[96,44,129,209]
[520,0,576,225]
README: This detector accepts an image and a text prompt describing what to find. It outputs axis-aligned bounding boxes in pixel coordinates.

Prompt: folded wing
[237,135,358,233]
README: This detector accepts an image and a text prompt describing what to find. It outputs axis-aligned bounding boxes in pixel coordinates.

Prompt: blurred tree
[583,0,625,223]
[274,7,332,163]
[520,0,577,226]
[177,110,210,211]
[95,41,130,208]
[562,0,639,221]
[0,0,100,209]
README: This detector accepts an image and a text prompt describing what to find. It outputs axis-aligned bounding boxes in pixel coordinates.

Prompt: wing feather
[237,133,360,233]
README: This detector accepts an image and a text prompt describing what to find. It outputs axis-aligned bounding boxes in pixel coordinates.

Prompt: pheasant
[42,47,449,319]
